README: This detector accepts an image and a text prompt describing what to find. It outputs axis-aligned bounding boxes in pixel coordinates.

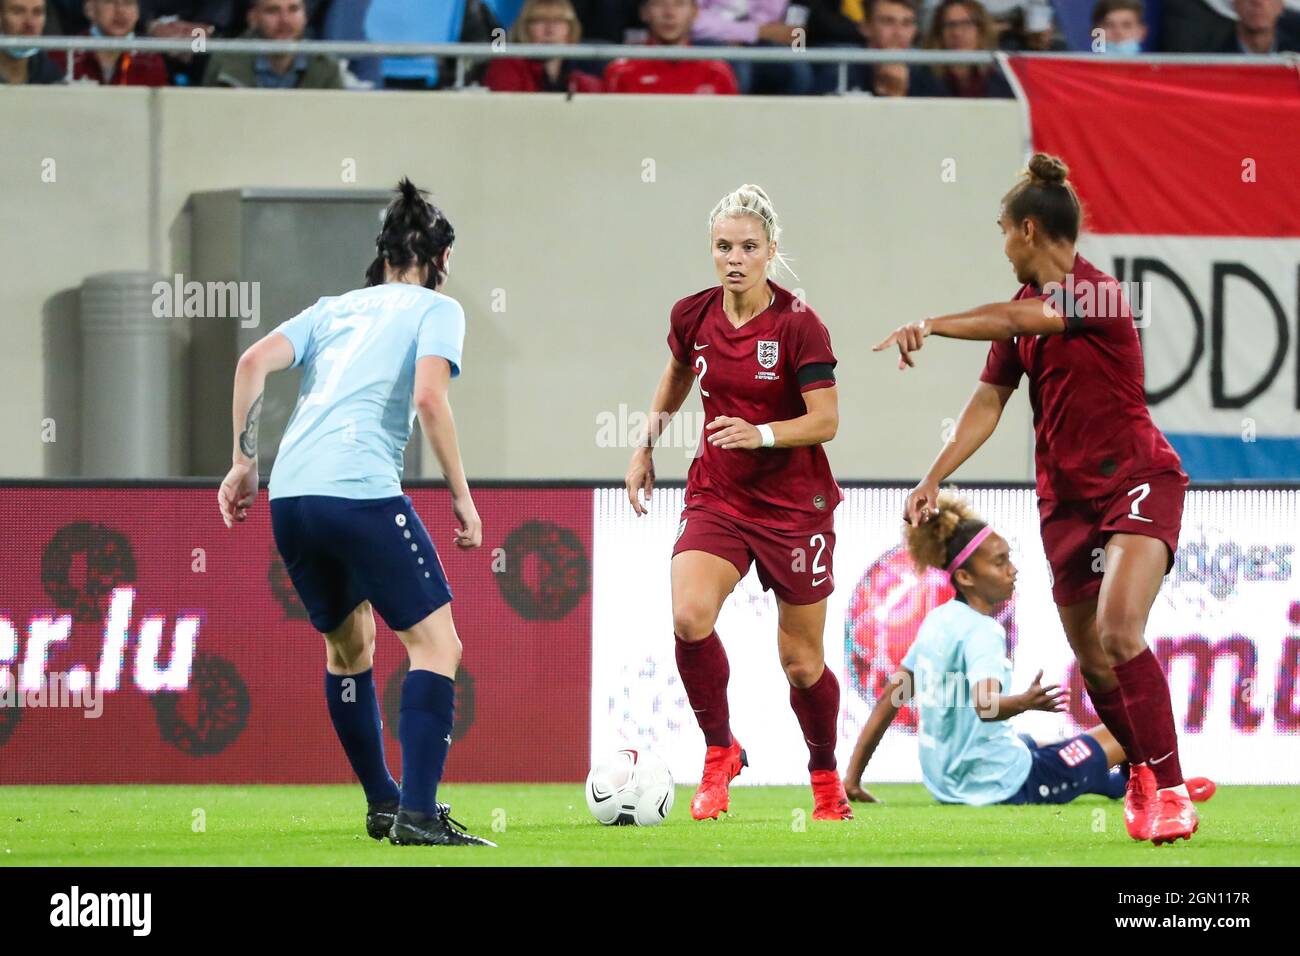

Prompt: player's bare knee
[1097,612,1146,661]
[1079,662,1115,690]
[323,636,369,673]
[781,657,822,689]
[672,603,717,642]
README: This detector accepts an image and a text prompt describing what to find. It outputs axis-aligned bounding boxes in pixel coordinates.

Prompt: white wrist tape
[757,423,776,448]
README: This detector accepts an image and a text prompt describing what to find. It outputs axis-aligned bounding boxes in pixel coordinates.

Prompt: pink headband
[946,525,994,576]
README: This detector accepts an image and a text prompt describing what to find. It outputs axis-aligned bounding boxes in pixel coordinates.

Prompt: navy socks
[324,668,400,805]
[398,669,456,815]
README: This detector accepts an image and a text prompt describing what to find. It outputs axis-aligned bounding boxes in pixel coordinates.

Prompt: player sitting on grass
[842,493,1215,810]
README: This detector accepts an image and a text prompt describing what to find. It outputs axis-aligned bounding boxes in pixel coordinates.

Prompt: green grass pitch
[2,784,1297,866]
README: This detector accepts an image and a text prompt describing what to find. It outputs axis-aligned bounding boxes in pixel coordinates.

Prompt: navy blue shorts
[1002,733,1126,805]
[270,494,452,633]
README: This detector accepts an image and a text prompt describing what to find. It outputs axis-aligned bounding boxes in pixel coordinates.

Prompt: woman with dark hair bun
[218,178,494,848]
[873,154,1202,846]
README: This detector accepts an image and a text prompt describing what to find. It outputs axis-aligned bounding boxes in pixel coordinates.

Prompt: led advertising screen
[593,487,1300,786]
[0,486,593,784]
[4,484,1297,788]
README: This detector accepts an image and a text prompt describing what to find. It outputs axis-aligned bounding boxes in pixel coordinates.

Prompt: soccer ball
[585,749,675,826]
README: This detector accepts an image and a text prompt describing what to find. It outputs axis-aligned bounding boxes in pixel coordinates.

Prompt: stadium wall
[2,87,1033,483]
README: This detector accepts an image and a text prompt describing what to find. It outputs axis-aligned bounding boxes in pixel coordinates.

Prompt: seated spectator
[49,0,171,85]
[1092,0,1147,53]
[604,0,738,93]
[925,0,1011,95]
[851,0,942,95]
[202,0,343,87]
[690,0,815,94]
[1220,0,1300,51]
[483,0,602,92]
[0,0,63,83]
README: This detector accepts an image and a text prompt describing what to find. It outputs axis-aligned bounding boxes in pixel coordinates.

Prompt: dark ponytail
[365,177,456,290]
[1001,152,1082,243]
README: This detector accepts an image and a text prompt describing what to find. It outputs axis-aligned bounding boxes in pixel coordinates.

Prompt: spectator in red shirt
[604,0,738,94]
[50,0,170,85]
[483,0,603,93]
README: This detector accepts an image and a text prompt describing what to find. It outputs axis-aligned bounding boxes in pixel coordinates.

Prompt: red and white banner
[1009,59,1300,478]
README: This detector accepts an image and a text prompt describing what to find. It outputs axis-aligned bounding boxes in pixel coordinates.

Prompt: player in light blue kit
[217,178,494,847]
[843,493,1216,809]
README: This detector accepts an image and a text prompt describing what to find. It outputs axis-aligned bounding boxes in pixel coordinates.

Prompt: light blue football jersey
[900,599,1032,805]
[267,283,465,500]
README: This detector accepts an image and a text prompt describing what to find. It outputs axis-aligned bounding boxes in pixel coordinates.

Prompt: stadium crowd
[2,0,1297,91]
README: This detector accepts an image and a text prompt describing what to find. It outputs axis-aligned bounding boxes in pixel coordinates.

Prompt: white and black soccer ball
[585,749,675,826]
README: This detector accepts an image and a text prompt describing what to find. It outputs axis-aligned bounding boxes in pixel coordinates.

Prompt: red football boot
[1123,763,1156,841]
[811,770,854,821]
[1187,776,1216,803]
[1151,788,1200,846]
[690,738,747,820]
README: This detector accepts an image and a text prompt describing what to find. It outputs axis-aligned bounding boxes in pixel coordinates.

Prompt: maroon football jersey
[667,281,842,530]
[979,254,1185,501]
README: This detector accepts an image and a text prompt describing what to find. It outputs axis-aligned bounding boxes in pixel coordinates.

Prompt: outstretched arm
[844,668,914,803]
[218,332,295,528]
[972,670,1068,722]
[873,298,1064,370]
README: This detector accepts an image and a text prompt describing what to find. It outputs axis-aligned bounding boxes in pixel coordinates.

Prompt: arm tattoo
[239,392,263,459]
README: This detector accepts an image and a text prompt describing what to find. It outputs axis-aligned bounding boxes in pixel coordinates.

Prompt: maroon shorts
[671,505,835,605]
[1038,471,1186,607]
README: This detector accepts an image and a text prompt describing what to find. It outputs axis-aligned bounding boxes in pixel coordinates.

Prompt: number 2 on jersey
[810,533,828,585]
[1126,482,1153,523]
[694,354,710,398]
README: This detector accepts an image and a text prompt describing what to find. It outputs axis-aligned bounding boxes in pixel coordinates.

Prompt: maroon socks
[675,629,840,771]
[1113,648,1184,789]
[674,630,732,748]
[1087,680,1146,765]
[790,666,840,772]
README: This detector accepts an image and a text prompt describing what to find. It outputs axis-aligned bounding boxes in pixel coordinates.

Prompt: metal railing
[3,35,1295,93]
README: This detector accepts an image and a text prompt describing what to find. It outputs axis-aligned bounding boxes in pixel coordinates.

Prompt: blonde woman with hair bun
[624,183,851,822]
